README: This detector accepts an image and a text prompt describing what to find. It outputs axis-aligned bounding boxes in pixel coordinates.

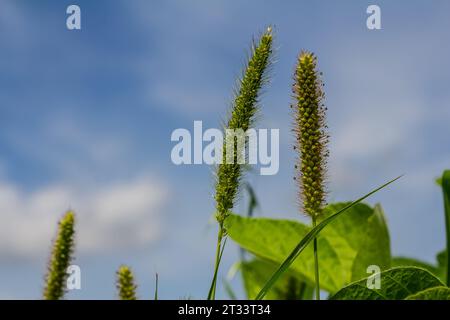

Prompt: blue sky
[0,0,450,299]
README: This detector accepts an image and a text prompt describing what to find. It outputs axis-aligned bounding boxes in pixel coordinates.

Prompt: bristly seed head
[293,51,328,221]
[43,210,75,300]
[117,265,138,300]
[214,27,273,227]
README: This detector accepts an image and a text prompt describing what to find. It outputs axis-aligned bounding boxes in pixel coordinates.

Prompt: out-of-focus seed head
[117,265,138,300]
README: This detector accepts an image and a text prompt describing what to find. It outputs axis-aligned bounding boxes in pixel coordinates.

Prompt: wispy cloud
[0,176,169,260]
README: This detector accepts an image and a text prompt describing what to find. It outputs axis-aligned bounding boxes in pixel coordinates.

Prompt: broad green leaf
[350,204,391,281]
[392,249,448,284]
[405,286,450,300]
[437,250,447,272]
[225,202,391,293]
[392,256,444,283]
[242,176,400,300]
[440,170,450,286]
[241,258,313,300]
[392,257,439,275]
[330,267,444,300]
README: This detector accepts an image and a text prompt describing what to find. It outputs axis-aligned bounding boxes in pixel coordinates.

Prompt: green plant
[43,210,75,300]
[252,177,399,299]
[32,28,450,301]
[154,273,159,300]
[208,26,273,300]
[220,43,399,300]
[293,51,329,300]
[441,170,450,286]
[406,286,450,300]
[389,170,450,288]
[228,168,450,300]
[329,267,444,300]
[116,265,138,300]
[228,202,391,295]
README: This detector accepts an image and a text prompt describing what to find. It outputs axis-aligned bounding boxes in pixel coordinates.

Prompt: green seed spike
[214,26,273,227]
[43,210,76,300]
[293,51,329,221]
[116,265,138,300]
[208,27,273,300]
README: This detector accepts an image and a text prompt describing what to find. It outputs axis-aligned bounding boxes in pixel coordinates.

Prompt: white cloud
[0,176,169,260]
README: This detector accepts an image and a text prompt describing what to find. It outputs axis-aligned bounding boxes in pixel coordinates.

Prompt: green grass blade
[240,183,260,261]
[207,236,228,300]
[254,175,402,300]
[223,278,238,300]
[441,170,450,286]
[154,273,158,300]
[245,183,259,218]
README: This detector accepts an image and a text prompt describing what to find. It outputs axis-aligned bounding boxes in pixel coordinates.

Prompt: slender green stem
[441,170,450,286]
[208,226,224,300]
[312,218,320,300]
[297,281,307,300]
[154,273,158,300]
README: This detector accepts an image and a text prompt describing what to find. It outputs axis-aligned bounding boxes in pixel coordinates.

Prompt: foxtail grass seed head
[214,27,273,226]
[293,51,329,220]
[117,265,138,300]
[43,210,75,300]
